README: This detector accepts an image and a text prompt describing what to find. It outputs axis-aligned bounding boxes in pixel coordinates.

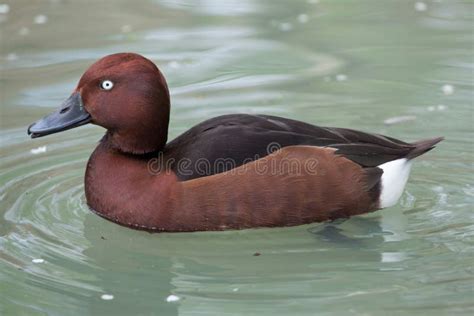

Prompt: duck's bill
[27,92,91,138]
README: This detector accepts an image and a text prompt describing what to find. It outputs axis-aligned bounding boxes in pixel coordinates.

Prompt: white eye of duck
[100,80,114,90]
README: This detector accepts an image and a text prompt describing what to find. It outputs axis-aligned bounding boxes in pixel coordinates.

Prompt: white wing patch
[378,158,413,208]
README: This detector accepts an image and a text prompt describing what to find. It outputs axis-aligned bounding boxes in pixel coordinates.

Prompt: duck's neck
[84,140,181,231]
[105,129,167,154]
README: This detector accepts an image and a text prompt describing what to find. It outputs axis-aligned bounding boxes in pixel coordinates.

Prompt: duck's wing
[257,115,417,167]
[165,114,433,180]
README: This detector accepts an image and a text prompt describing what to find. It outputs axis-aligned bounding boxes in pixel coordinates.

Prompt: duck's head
[28,53,170,154]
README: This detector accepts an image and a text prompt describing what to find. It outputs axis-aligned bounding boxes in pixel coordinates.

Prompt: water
[1,0,473,315]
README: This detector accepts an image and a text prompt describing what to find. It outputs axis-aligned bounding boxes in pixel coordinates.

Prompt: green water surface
[1,0,473,315]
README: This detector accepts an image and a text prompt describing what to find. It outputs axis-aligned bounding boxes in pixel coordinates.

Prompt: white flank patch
[378,158,413,208]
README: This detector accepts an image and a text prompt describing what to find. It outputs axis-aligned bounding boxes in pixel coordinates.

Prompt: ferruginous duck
[27,53,443,232]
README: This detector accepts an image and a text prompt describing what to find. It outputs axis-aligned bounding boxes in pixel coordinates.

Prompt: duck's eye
[100,80,114,90]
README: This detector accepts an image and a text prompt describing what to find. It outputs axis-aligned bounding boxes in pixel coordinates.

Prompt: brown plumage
[27,53,444,232]
[86,143,380,231]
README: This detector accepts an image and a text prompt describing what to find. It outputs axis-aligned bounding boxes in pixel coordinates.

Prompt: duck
[27,53,443,232]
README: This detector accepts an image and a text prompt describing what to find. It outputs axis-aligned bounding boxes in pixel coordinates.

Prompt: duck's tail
[406,136,444,160]
[377,136,444,209]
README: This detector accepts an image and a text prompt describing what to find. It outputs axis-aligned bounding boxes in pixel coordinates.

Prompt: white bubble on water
[441,84,454,95]
[414,2,427,12]
[0,4,10,14]
[121,24,132,33]
[6,53,18,61]
[297,14,309,24]
[381,252,407,263]
[30,146,47,154]
[336,74,348,81]
[19,27,30,36]
[383,115,417,125]
[101,294,114,300]
[34,14,48,24]
[166,295,180,302]
[279,22,293,32]
[428,104,448,112]
[168,61,181,69]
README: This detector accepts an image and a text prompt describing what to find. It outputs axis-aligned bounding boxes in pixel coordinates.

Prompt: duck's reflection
[308,213,409,264]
